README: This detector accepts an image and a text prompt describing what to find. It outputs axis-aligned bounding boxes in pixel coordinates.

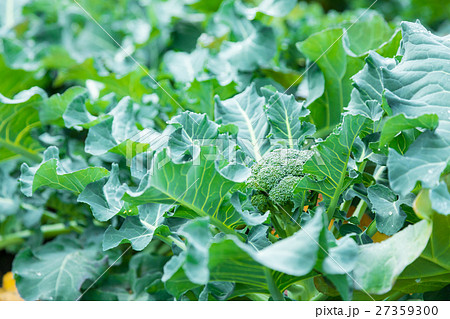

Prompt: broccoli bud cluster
[247,149,313,212]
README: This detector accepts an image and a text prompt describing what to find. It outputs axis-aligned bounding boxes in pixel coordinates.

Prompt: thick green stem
[0,222,81,250]
[41,211,84,233]
[210,217,245,241]
[271,214,288,238]
[339,200,352,214]
[264,268,285,301]
[352,199,368,222]
[155,233,187,251]
[268,232,279,243]
[366,220,378,238]
[314,126,335,139]
[351,165,384,223]
[326,173,347,222]
[0,140,42,162]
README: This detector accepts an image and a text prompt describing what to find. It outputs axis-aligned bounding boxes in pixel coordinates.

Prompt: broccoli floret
[250,192,270,212]
[247,149,313,212]
[269,175,301,205]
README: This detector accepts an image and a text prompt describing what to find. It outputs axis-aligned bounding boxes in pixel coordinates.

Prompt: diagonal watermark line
[76,243,132,301]
[272,201,376,301]
[71,0,199,124]
[76,177,200,301]
[254,0,378,126]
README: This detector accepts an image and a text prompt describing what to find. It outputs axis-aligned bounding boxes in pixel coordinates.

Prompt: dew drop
[388,211,393,216]
[36,272,42,276]
[415,278,421,283]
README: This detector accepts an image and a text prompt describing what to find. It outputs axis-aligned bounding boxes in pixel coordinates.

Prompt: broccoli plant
[247,149,314,237]
[0,0,449,302]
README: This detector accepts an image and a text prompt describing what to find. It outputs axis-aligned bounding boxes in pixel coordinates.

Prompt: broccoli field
[0,0,449,302]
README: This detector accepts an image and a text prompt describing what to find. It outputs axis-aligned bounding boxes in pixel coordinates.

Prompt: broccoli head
[247,149,313,211]
[250,192,270,212]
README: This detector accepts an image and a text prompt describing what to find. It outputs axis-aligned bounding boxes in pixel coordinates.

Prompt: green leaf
[346,51,396,120]
[367,184,414,235]
[40,86,87,126]
[235,0,297,19]
[0,87,46,162]
[215,84,270,160]
[379,113,439,147]
[164,211,324,297]
[178,218,212,285]
[247,225,271,250]
[262,88,309,149]
[396,197,450,293]
[244,210,323,276]
[297,28,360,131]
[20,146,109,197]
[295,114,370,218]
[382,22,450,138]
[103,203,173,251]
[123,146,243,230]
[298,15,400,133]
[185,78,237,120]
[318,234,359,300]
[218,24,276,72]
[0,55,46,98]
[85,97,140,156]
[62,90,98,129]
[80,253,171,301]
[344,13,398,57]
[163,49,208,83]
[352,220,432,294]
[77,163,124,221]
[56,58,149,102]
[12,230,110,301]
[387,131,450,197]
[430,182,450,216]
[167,111,219,163]
[230,192,269,226]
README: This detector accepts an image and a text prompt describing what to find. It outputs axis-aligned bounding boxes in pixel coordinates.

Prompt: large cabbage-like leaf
[167,111,219,163]
[77,164,125,221]
[122,146,244,230]
[218,23,276,72]
[367,184,414,235]
[12,230,110,301]
[297,14,400,133]
[40,86,88,126]
[382,22,450,137]
[84,97,141,156]
[163,49,208,83]
[295,114,370,219]
[262,88,310,149]
[388,131,450,196]
[163,211,324,297]
[395,187,450,293]
[345,51,396,120]
[0,87,46,162]
[102,203,174,251]
[215,84,270,160]
[20,146,109,196]
[352,220,432,294]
